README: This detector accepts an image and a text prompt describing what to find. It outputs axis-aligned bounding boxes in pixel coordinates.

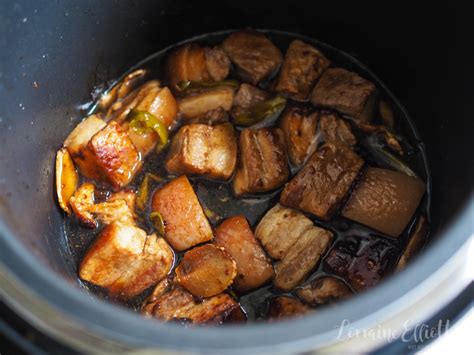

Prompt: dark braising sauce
[62,30,431,322]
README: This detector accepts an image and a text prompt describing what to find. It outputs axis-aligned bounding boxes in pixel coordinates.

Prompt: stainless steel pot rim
[0,199,472,353]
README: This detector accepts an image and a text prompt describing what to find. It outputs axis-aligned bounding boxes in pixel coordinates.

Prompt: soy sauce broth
[63,30,431,322]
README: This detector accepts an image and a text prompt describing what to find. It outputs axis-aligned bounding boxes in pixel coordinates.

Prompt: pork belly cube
[280,143,364,220]
[151,176,213,251]
[274,226,333,291]
[70,182,96,228]
[231,83,270,118]
[142,281,238,324]
[64,115,106,180]
[255,204,313,260]
[176,244,237,298]
[280,107,356,167]
[79,223,174,299]
[233,128,289,196]
[276,40,330,101]
[165,123,237,180]
[267,296,311,321]
[319,111,357,146]
[296,277,352,306]
[279,105,319,166]
[166,43,209,88]
[205,46,231,81]
[178,86,234,120]
[324,235,398,291]
[311,68,377,123]
[166,44,231,89]
[396,216,428,271]
[342,168,426,237]
[87,121,142,190]
[88,190,137,226]
[222,31,283,85]
[215,215,274,292]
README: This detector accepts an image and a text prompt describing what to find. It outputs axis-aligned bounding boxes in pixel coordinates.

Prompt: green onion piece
[234,95,287,127]
[204,207,222,224]
[150,211,165,237]
[176,79,239,92]
[129,109,168,146]
[136,173,165,210]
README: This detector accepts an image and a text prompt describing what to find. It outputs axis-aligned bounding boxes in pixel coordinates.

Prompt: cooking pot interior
[0,0,471,340]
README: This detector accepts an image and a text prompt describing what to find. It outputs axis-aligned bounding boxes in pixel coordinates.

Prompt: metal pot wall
[0,1,472,353]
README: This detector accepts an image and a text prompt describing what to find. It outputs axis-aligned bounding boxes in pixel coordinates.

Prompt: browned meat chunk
[274,225,333,291]
[88,190,137,226]
[324,235,398,291]
[279,105,319,166]
[311,68,377,123]
[166,43,209,88]
[233,128,289,195]
[64,115,106,180]
[215,215,274,292]
[232,83,270,118]
[166,44,231,89]
[280,143,364,220]
[223,307,248,323]
[79,223,174,299]
[151,176,213,251]
[275,40,330,101]
[69,182,96,228]
[280,107,356,167]
[142,280,238,324]
[255,204,313,260]
[87,121,142,190]
[176,244,237,298]
[296,277,352,306]
[205,47,231,81]
[396,216,428,271]
[178,86,234,120]
[267,296,311,321]
[222,31,283,85]
[165,123,237,180]
[342,168,425,237]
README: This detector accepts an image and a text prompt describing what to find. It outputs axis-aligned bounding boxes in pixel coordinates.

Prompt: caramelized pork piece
[215,216,274,292]
[280,107,357,166]
[276,40,330,101]
[267,296,311,321]
[107,81,178,129]
[69,182,96,228]
[142,281,238,324]
[205,47,231,81]
[79,222,174,299]
[231,84,270,119]
[222,31,283,85]
[233,128,289,196]
[165,123,237,180]
[342,168,425,237]
[324,235,398,291]
[311,68,377,123]
[55,148,79,214]
[255,204,313,260]
[64,115,106,180]
[279,105,319,166]
[296,277,352,306]
[88,190,136,226]
[166,44,231,88]
[396,216,428,271]
[274,225,333,291]
[151,176,213,251]
[178,86,234,120]
[176,244,237,298]
[88,121,142,190]
[281,143,364,220]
